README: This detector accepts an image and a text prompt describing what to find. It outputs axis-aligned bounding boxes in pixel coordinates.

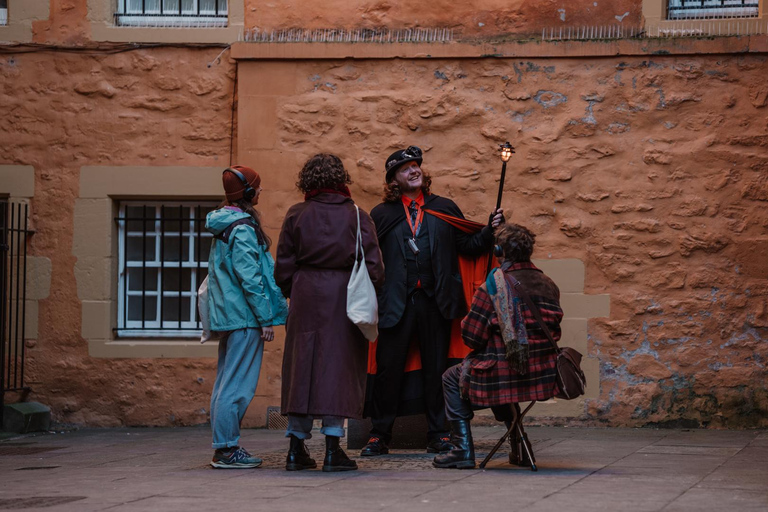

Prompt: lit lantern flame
[499,141,514,162]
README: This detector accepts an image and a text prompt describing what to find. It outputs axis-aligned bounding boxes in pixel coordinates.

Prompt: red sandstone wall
[2,2,767,429]
[244,0,641,37]
[236,55,768,427]
[1,48,237,426]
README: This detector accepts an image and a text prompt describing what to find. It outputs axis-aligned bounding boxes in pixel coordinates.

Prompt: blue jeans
[210,328,264,449]
[286,415,345,440]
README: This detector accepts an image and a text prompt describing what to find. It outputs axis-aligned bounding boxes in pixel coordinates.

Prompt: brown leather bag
[511,278,587,400]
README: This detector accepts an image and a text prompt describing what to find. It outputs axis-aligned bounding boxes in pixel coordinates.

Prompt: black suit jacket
[371,194,494,329]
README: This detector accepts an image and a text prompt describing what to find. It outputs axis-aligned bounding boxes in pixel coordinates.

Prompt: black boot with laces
[285,435,317,471]
[322,436,358,472]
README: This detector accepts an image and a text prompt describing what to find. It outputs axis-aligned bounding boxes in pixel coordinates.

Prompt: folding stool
[479,401,537,471]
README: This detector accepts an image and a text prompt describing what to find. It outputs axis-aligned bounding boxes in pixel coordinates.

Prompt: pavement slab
[0,426,765,512]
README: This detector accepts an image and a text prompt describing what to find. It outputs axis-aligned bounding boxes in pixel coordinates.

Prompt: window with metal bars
[116,202,217,338]
[114,0,228,28]
[0,0,8,26]
[668,0,759,19]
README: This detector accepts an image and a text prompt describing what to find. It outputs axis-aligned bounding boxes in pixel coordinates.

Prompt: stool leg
[517,402,537,471]
[478,405,519,469]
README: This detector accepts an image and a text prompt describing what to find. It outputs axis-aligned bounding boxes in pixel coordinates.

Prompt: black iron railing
[668,0,759,19]
[115,203,214,337]
[1,201,33,425]
[115,0,228,27]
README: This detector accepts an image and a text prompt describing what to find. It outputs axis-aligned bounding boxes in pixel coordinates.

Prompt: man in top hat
[362,145,504,456]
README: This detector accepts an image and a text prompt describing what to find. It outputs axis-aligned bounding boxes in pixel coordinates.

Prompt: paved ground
[1,425,767,511]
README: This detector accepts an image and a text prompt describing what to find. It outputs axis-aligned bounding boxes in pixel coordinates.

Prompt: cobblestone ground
[1,426,766,511]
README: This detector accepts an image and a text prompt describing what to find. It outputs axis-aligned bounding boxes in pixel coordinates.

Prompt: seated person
[433,223,563,469]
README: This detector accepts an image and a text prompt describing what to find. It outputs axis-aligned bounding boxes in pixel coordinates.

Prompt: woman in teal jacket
[206,165,288,469]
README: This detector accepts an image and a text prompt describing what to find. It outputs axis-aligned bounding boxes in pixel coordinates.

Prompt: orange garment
[367,210,492,374]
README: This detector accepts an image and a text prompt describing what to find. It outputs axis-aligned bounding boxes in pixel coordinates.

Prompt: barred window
[668,0,759,19]
[115,0,228,28]
[0,0,8,26]
[116,202,217,338]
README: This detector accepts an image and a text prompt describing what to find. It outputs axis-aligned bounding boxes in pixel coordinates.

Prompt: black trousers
[442,364,516,423]
[370,290,452,443]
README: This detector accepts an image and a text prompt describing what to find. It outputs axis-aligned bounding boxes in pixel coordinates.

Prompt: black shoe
[285,435,317,471]
[360,436,389,457]
[323,436,358,472]
[426,436,455,454]
[433,420,476,469]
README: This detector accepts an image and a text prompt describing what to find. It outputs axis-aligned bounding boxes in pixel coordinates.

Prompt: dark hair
[383,170,433,203]
[297,153,352,193]
[495,224,536,263]
[218,198,272,250]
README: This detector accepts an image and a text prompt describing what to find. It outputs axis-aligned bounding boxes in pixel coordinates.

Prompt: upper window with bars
[0,0,8,26]
[117,201,217,338]
[115,0,228,28]
[668,0,759,19]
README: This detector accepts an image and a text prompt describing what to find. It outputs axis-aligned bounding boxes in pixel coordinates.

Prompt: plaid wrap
[460,263,563,407]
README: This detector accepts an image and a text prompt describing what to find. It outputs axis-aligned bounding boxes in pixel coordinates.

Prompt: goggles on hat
[386,146,423,172]
[402,146,422,159]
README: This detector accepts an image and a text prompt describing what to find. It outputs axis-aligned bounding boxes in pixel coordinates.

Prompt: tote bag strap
[507,275,560,354]
[353,204,365,263]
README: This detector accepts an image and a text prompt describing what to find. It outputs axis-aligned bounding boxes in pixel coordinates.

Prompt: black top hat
[385,146,423,181]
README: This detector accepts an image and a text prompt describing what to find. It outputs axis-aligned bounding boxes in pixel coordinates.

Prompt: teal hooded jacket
[205,207,288,332]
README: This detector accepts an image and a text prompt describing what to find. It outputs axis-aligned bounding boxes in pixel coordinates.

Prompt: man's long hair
[382,170,433,202]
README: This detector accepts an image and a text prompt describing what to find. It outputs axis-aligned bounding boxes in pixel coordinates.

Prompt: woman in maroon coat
[275,154,384,472]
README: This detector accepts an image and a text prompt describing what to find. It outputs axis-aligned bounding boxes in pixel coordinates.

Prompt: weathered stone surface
[4,7,768,430]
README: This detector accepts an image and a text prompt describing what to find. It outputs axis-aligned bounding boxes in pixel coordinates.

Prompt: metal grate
[0,497,86,510]
[115,0,228,28]
[668,0,759,20]
[115,202,216,338]
[266,406,288,430]
[1,202,34,426]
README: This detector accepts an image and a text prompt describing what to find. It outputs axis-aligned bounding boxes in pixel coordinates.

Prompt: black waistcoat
[404,218,435,296]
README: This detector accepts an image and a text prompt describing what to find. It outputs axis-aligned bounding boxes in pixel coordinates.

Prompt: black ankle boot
[322,436,358,472]
[285,435,317,471]
[506,422,532,467]
[433,420,475,469]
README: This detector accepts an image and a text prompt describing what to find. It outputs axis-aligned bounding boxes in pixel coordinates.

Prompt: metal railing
[1,201,33,425]
[115,0,228,28]
[668,0,759,19]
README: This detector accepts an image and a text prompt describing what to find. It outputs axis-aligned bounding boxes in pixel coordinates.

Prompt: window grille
[0,0,8,26]
[116,202,217,338]
[114,0,228,28]
[668,0,759,20]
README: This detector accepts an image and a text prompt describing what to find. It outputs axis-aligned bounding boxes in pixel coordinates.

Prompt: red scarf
[304,184,352,200]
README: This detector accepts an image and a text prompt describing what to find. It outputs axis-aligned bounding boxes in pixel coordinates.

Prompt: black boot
[322,436,358,472]
[432,420,475,469]
[507,422,532,467]
[285,435,317,471]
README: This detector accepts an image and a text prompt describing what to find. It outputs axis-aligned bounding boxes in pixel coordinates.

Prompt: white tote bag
[346,205,379,342]
[197,275,220,344]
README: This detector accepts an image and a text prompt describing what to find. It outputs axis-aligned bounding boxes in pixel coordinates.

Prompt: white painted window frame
[116,201,216,338]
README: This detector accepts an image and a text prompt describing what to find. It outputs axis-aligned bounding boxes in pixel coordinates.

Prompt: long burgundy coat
[275,193,384,419]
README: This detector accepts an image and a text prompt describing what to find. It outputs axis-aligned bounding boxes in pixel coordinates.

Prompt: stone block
[347,415,430,450]
[2,402,51,433]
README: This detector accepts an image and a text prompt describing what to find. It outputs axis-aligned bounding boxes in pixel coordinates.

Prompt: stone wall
[244,0,641,37]
[232,52,768,428]
[1,48,238,426]
[1,0,767,429]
